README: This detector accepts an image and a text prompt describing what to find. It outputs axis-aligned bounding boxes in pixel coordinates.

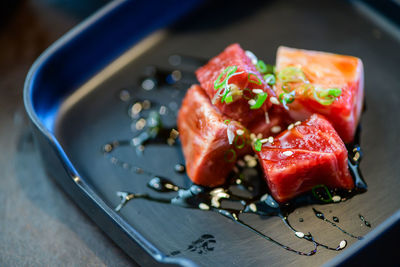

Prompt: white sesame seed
[136,118,146,130]
[294,121,302,126]
[288,124,294,130]
[265,111,270,124]
[249,203,257,212]
[268,136,274,143]
[295,232,305,238]
[257,133,263,139]
[250,133,256,141]
[282,151,293,157]
[247,160,257,167]
[270,96,280,105]
[248,99,256,106]
[271,126,281,134]
[211,198,220,208]
[260,193,269,201]
[244,155,254,162]
[236,129,244,136]
[210,188,224,195]
[199,203,210,210]
[252,89,264,94]
[339,240,347,249]
[332,195,342,202]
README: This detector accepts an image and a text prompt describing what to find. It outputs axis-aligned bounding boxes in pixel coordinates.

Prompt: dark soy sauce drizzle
[312,208,363,240]
[105,56,368,256]
[359,214,371,227]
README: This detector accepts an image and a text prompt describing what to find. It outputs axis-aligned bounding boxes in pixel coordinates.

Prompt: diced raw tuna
[178,85,251,187]
[255,114,354,203]
[275,46,364,143]
[196,43,276,127]
[247,105,293,137]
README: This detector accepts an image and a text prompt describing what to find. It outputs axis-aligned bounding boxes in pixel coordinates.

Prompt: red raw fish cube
[255,114,354,203]
[275,46,364,143]
[196,43,276,127]
[247,105,293,137]
[178,85,251,187]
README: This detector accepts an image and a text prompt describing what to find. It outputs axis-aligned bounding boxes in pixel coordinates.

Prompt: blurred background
[0,0,138,265]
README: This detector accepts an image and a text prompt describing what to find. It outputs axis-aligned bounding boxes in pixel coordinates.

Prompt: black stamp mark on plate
[169,234,216,256]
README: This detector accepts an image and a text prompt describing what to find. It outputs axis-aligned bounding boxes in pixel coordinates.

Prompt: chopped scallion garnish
[225,94,233,104]
[250,92,268,109]
[221,88,231,103]
[278,92,295,104]
[311,184,333,203]
[234,135,245,149]
[263,74,276,85]
[256,60,267,74]
[254,139,262,152]
[242,88,255,100]
[224,149,237,163]
[248,73,262,85]
[224,119,231,124]
[214,66,238,90]
[278,66,306,83]
[313,87,342,105]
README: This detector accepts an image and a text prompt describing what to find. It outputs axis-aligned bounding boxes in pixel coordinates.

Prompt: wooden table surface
[0,1,136,265]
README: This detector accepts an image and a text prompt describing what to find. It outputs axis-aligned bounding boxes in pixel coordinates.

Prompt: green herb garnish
[278,66,306,83]
[313,87,342,105]
[214,66,238,90]
[250,92,268,109]
[279,92,295,104]
[263,74,276,85]
[234,135,246,149]
[311,184,333,203]
[248,73,262,85]
[256,60,267,74]
[224,149,237,163]
[242,88,254,100]
[254,139,262,152]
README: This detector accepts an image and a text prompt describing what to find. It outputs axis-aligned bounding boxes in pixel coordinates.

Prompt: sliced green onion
[242,88,255,100]
[224,149,236,163]
[220,88,235,104]
[313,87,342,105]
[248,73,262,85]
[263,74,275,85]
[256,60,267,74]
[279,92,295,104]
[282,84,295,93]
[278,66,306,83]
[214,66,238,90]
[254,139,262,152]
[266,64,275,74]
[311,184,333,203]
[328,88,342,97]
[224,119,231,124]
[225,94,233,104]
[234,135,246,149]
[221,88,230,103]
[250,92,268,109]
